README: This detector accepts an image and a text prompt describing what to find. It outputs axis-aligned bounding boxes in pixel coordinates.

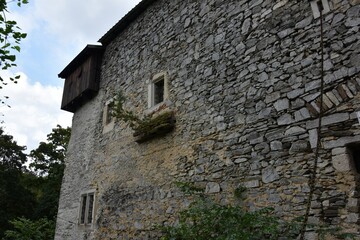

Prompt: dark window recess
[316,0,324,11]
[347,144,360,174]
[154,79,164,105]
[87,194,94,224]
[105,102,114,125]
[80,195,87,224]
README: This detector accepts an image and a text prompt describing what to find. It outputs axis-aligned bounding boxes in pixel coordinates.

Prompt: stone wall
[55,0,360,239]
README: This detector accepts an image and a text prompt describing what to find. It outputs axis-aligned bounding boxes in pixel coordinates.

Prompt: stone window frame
[103,99,115,133]
[147,71,169,110]
[310,0,331,19]
[78,189,96,227]
[332,145,360,174]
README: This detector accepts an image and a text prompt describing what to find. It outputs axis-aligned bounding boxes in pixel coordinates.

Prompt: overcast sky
[0,0,141,151]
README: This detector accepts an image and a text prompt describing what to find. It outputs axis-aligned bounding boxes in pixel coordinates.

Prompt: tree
[0,128,36,239]
[29,125,71,219]
[0,128,26,169]
[3,217,55,240]
[0,0,28,107]
[30,125,70,175]
[0,125,71,239]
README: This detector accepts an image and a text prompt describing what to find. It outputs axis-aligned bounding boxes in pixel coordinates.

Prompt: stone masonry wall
[55,0,360,239]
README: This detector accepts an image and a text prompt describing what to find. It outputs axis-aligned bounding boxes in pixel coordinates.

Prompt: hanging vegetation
[112,91,175,143]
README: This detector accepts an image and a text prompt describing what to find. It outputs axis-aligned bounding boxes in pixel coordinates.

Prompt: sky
[0,0,141,152]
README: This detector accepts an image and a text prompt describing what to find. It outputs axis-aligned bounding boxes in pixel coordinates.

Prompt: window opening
[316,0,324,11]
[310,0,330,18]
[80,195,87,224]
[105,102,114,125]
[154,78,164,105]
[79,191,95,225]
[347,144,360,174]
[87,193,94,224]
[148,71,169,109]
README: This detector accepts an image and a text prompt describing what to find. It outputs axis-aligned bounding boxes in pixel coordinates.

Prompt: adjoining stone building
[55,0,360,239]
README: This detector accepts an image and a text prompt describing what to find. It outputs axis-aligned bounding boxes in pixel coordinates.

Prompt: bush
[160,184,301,240]
[3,217,55,240]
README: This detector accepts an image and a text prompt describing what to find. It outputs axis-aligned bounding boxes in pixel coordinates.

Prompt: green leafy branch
[3,217,55,240]
[0,0,28,72]
[160,182,356,239]
[111,91,148,130]
[0,0,28,109]
[160,183,302,240]
[111,91,175,142]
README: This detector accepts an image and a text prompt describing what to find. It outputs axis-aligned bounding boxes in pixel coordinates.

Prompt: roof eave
[58,44,104,78]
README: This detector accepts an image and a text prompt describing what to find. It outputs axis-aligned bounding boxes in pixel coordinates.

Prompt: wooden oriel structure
[59,45,104,113]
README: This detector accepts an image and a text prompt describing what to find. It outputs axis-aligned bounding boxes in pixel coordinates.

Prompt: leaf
[12,45,20,52]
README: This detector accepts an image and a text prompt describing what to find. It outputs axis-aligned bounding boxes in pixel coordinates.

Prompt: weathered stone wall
[55,0,360,239]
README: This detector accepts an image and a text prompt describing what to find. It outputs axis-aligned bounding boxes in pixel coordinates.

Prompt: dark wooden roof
[58,45,104,78]
[98,0,158,46]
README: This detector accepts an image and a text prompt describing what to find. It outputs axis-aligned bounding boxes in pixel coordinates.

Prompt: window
[79,191,95,225]
[148,72,169,108]
[310,0,330,19]
[104,101,114,125]
[347,144,360,174]
[103,100,115,133]
[154,79,164,105]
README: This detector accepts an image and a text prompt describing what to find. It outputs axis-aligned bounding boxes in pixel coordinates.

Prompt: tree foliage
[0,128,35,239]
[0,128,26,169]
[0,0,28,107]
[0,125,71,239]
[30,124,70,176]
[29,125,71,219]
[3,217,55,240]
[0,0,28,71]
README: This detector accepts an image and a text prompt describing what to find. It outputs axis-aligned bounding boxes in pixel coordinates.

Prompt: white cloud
[0,0,142,152]
[28,0,142,46]
[0,72,72,152]
[10,0,142,79]
[12,0,143,86]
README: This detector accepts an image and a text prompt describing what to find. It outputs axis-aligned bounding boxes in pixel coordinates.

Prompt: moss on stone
[133,111,175,143]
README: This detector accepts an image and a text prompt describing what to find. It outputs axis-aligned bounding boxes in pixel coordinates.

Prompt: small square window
[310,0,330,19]
[79,191,95,225]
[148,72,169,108]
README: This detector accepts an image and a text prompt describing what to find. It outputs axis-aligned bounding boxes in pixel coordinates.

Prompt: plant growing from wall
[160,183,356,240]
[112,91,175,142]
[160,183,302,240]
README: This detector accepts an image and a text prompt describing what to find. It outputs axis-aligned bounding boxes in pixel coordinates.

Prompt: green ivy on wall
[112,91,175,142]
